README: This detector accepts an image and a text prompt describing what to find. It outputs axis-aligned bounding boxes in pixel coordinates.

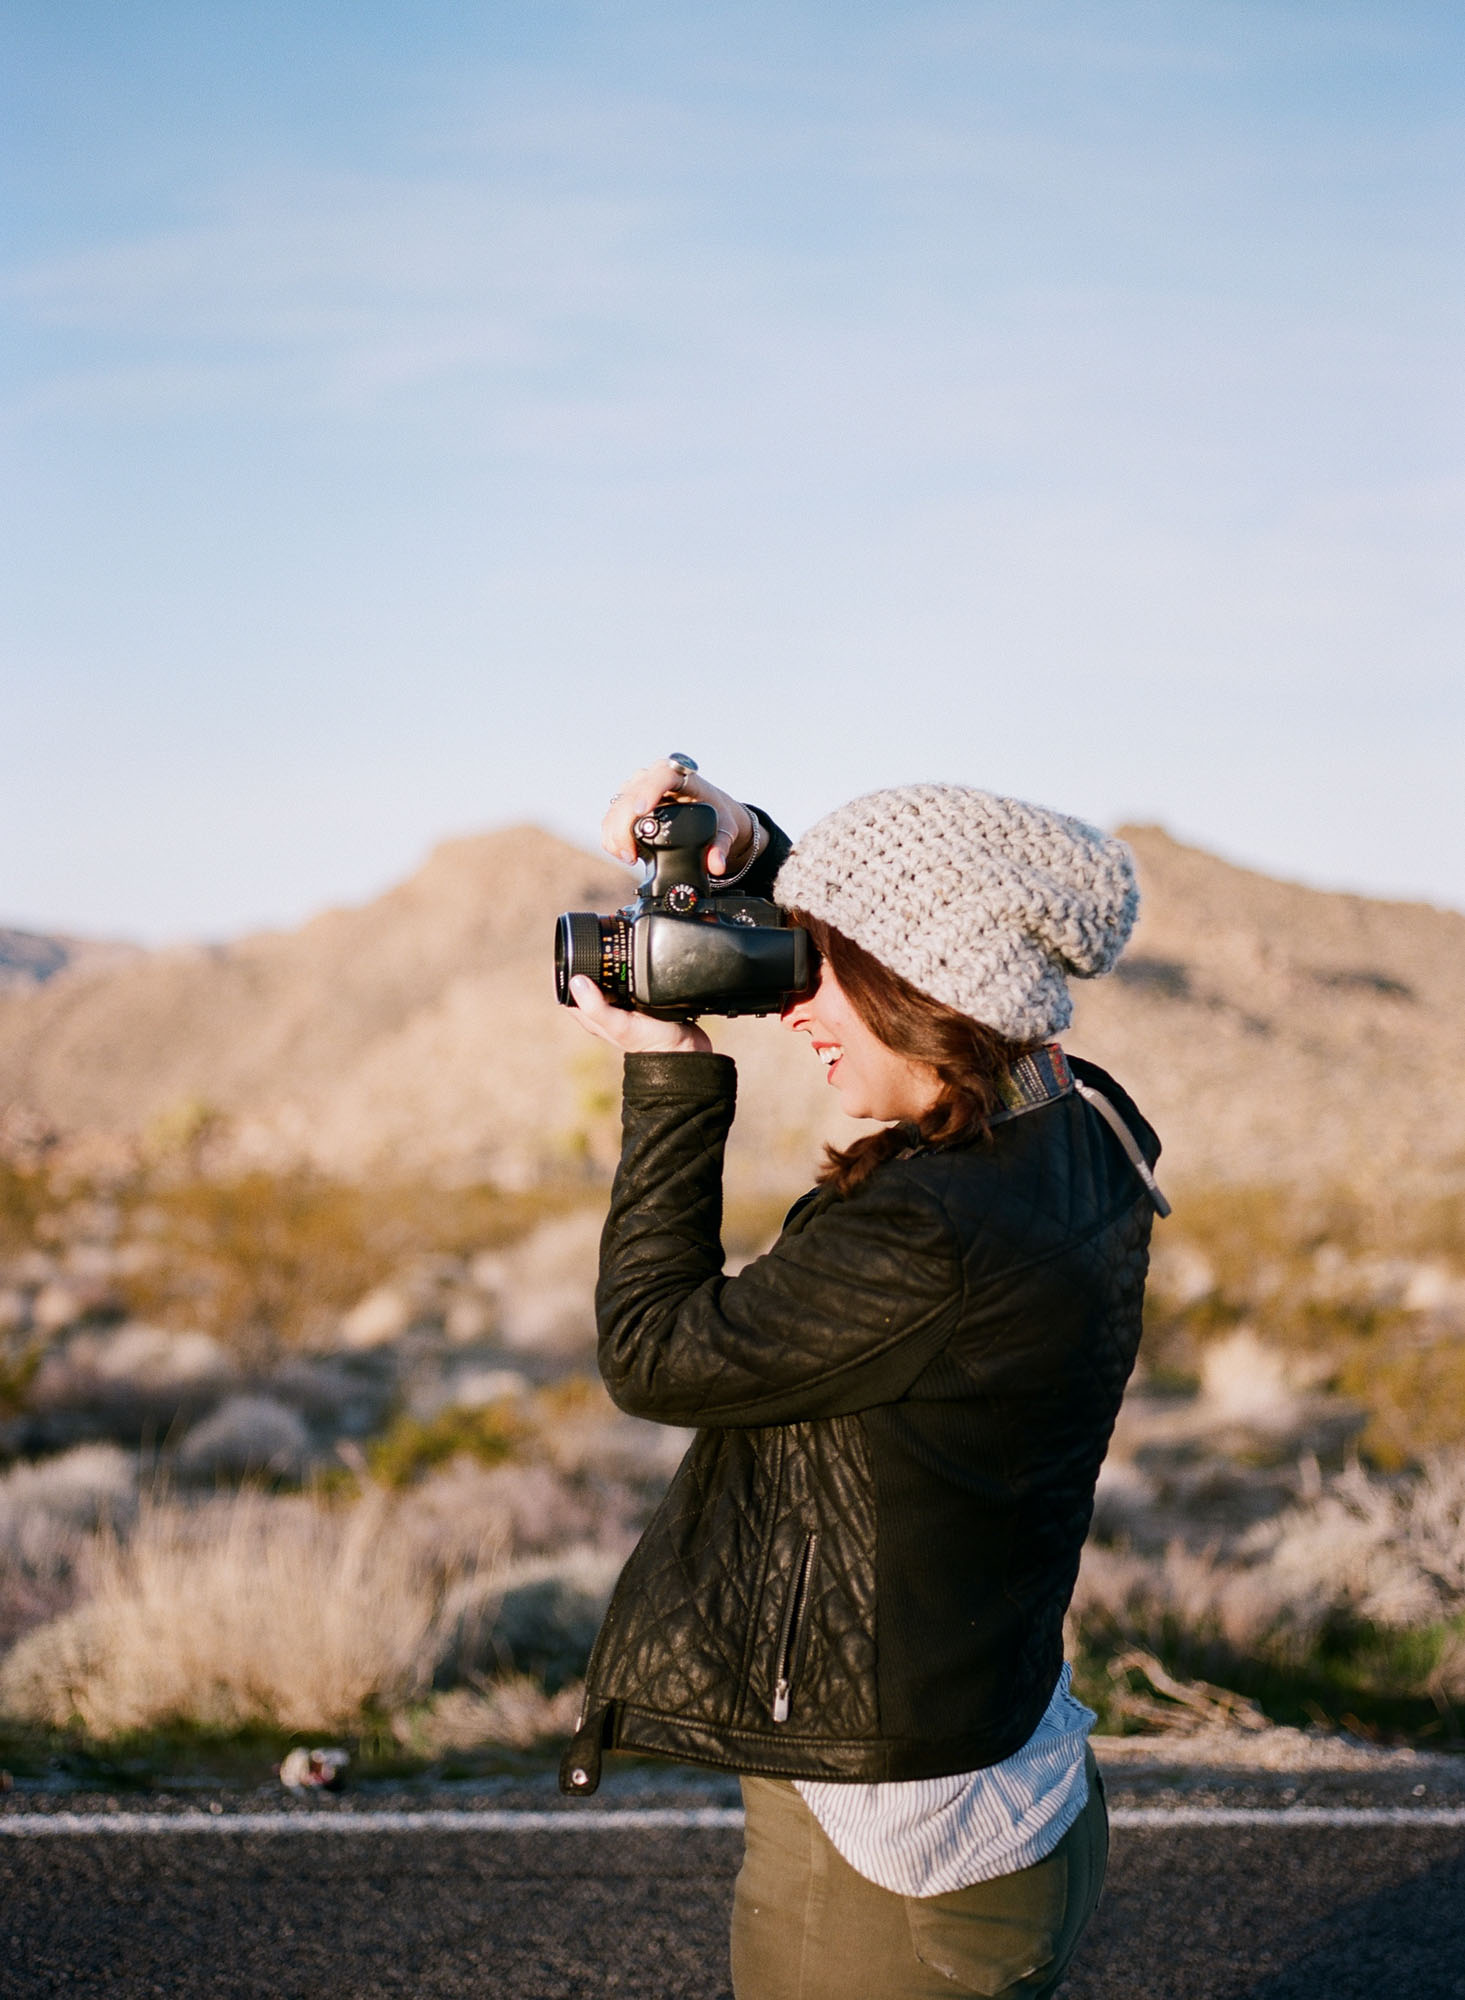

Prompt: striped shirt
[793,1664,1095,1896]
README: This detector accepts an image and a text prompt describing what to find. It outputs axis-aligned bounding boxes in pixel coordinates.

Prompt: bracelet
[718,810,767,887]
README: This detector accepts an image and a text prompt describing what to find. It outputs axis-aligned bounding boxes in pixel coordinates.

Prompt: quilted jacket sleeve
[595,1051,963,1427]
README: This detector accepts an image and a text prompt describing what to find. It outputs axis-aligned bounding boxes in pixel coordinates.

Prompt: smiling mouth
[816,1045,843,1071]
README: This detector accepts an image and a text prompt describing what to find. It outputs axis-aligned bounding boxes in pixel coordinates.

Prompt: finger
[569,975,711,1055]
[705,809,738,877]
[568,975,628,1047]
[570,973,612,1016]
[600,760,692,863]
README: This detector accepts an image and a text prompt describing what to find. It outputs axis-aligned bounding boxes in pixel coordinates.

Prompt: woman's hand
[601,757,755,878]
[568,975,712,1055]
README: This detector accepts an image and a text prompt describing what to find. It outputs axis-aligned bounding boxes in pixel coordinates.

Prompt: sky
[3,0,1462,942]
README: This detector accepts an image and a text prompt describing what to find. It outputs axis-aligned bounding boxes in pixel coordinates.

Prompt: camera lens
[555,912,633,1006]
[555,913,607,1003]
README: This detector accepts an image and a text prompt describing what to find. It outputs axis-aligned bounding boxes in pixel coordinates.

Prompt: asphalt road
[4,1814,1465,1998]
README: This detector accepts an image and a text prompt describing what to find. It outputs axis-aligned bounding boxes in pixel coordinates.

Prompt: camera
[555,802,815,1020]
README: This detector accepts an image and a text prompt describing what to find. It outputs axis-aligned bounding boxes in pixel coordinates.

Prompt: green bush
[1140,1180,1465,1459]
[367,1404,529,1487]
[116,1173,594,1356]
[0,1162,48,1254]
[1337,1340,1465,1470]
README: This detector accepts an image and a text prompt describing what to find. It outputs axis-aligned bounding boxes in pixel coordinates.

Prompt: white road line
[0,1808,745,1836]
[2,1806,1464,1836]
[1110,1808,1465,1829]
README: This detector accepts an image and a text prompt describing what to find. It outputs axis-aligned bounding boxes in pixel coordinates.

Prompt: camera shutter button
[634,815,662,841]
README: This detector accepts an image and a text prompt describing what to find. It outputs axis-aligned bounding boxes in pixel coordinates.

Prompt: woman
[566,756,1164,2000]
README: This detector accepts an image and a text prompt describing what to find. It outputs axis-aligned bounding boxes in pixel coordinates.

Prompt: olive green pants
[731,1751,1108,2000]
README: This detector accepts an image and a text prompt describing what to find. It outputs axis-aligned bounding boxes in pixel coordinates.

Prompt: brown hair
[791,913,1042,1196]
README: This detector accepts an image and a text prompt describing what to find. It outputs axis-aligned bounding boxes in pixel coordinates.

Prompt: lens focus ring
[555,912,606,1003]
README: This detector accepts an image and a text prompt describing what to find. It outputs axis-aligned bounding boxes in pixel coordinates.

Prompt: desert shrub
[0,1444,137,1557]
[175,1395,312,1483]
[23,1324,237,1447]
[472,1209,601,1353]
[1139,1183,1465,1456]
[120,1173,396,1355]
[0,1488,494,1738]
[397,1454,647,1562]
[367,1403,530,1488]
[114,1172,599,1357]
[1335,1340,1465,1470]
[1242,1452,1465,1626]
[0,1444,138,1651]
[481,1546,621,1688]
[0,1161,49,1254]
[0,1338,44,1419]
[1070,1450,1465,1736]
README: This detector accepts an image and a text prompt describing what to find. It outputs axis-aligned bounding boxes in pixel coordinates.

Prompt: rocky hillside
[1,824,1461,1198]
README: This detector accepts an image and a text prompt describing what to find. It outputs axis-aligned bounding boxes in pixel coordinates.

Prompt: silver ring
[666,752,698,780]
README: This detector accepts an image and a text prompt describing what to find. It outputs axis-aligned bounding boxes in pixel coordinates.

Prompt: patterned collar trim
[992,1043,1073,1120]
[892,1043,1074,1160]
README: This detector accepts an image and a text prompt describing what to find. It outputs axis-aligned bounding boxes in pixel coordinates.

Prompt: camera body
[555,802,815,1020]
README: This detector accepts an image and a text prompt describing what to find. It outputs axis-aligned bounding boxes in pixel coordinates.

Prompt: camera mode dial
[665,883,699,913]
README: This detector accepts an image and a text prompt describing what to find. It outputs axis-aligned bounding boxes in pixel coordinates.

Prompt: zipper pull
[772,1678,791,1723]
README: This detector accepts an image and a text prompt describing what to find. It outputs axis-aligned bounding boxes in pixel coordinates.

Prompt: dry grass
[0,1487,500,1737]
[0,1456,630,1751]
[400,1679,585,1755]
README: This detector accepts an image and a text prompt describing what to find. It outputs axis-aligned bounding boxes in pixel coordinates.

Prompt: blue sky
[3,1,1462,940]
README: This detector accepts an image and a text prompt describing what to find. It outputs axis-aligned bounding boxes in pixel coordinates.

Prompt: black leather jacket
[561,828,1159,1797]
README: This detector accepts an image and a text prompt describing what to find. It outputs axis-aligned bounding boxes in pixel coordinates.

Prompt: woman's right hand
[601,757,755,877]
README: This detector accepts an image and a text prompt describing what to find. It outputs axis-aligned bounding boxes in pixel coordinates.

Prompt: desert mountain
[0,928,140,990]
[1069,828,1465,1198]
[1,825,1461,1198]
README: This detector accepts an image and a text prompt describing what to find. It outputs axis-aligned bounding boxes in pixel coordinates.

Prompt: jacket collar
[990,1043,1073,1123]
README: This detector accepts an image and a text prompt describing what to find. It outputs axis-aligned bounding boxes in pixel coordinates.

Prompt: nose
[782,985,816,1031]
[781,942,822,1029]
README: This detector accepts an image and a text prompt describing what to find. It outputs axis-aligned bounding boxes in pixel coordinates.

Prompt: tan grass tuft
[403,1678,586,1754]
[0,1488,499,1737]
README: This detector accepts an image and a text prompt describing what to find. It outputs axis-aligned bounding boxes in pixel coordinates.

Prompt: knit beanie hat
[773,785,1138,1040]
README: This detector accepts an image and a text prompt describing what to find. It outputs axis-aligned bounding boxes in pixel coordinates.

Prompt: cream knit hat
[774,785,1138,1040]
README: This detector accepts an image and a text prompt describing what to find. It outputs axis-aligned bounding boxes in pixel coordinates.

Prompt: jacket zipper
[771,1532,819,1724]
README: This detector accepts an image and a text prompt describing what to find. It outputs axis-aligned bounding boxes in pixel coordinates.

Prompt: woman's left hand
[568,975,713,1056]
[601,757,754,877]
